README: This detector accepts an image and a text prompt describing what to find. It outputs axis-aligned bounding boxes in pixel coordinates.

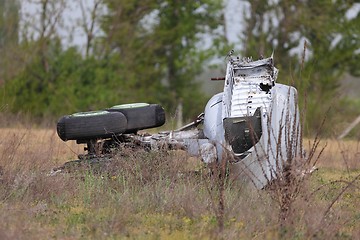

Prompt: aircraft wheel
[107,103,165,133]
[57,111,127,141]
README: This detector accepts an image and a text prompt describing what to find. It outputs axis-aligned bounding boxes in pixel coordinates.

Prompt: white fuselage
[203,57,301,188]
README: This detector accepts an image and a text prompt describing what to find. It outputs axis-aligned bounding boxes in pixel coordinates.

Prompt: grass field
[0,127,359,239]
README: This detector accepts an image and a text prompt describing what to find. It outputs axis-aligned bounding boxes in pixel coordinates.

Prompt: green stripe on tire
[71,111,109,117]
[109,103,149,109]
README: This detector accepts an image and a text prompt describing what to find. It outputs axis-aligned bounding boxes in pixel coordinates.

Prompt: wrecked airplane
[55,53,302,188]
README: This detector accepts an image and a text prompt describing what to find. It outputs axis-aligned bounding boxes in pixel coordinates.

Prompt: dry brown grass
[0,128,81,168]
[0,127,359,239]
[308,138,360,170]
[0,127,82,239]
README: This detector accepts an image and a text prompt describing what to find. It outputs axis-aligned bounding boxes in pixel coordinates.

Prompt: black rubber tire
[57,111,127,141]
[106,103,165,133]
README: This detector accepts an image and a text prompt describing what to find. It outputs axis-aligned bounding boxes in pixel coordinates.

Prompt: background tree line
[0,0,359,136]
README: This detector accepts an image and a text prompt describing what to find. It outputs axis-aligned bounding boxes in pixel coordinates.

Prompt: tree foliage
[2,0,225,120]
[0,0,19,47]
[0,0,20,83]
[100,0,224,118]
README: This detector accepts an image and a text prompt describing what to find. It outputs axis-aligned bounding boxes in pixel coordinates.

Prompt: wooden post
[338,115,360,139]
[176,100,183,129]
